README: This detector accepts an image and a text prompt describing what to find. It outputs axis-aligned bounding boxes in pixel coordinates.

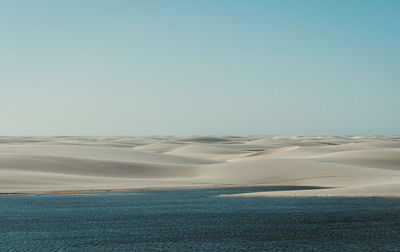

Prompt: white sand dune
[0,136,399,197]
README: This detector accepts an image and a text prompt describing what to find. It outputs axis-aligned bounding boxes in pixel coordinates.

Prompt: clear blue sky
[1,0,399,135]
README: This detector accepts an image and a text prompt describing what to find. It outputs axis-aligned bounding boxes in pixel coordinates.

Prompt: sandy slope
[0,136,399,197]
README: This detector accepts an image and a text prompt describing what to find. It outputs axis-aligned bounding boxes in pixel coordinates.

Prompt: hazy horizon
[1,0,399,136]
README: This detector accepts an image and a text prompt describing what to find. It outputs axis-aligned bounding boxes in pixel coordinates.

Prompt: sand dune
[0,144,216,164]
[0,155,198,178]
[0,136,399,196]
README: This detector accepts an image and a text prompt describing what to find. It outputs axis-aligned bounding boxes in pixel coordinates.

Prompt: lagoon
[1,187,400,251]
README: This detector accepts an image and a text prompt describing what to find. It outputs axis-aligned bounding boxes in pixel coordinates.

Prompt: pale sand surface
[0,136,399,197]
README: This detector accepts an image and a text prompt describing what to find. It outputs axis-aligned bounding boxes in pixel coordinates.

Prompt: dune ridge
[0,136,399,197]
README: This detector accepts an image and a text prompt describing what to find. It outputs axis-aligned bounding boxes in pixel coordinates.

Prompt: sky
[0,0,399,136]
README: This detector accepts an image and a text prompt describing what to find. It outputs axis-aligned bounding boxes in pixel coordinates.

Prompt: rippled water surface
[1,187,400,251]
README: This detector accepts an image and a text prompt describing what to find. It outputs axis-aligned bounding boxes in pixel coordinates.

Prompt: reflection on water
[0,186,399,251]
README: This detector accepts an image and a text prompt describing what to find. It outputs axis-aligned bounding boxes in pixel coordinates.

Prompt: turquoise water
[1,187,400,251]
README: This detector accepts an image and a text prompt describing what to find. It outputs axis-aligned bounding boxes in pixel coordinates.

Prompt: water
[1,186,400,251]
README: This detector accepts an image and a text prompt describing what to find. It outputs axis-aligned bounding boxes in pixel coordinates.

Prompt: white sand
[0,136,399,197]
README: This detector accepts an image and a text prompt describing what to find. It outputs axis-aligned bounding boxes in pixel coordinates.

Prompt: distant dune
[0,136,399,197]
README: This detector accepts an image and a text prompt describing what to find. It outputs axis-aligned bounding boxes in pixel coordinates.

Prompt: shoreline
[0,185,328,196]
[2,184,400,198]
[219,193,400,199]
